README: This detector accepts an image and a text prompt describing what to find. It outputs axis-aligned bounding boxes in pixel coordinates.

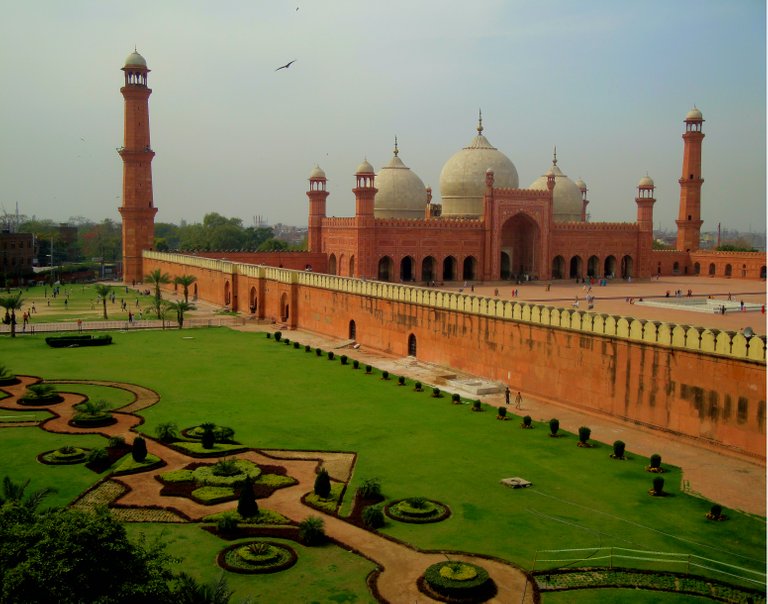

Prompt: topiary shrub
[298,516,325,546]
[362,505,385,529]
[549,418,560,437]
[397,376,405,386]
[131,437,147,463]
[611,440,626,459]
[237,477,259,519]
[352,359,359,369]
[201,423,215,449]
[266,332,271,339]
[340,355,348,365]
[471,400,482,412]
[497,406,507,420]
[86,447,109,465]
[422,561,496,602]
[284,338,290,345]
[316,348,323,357]
[432,387,441,398]
[414,381,422,391]
[451,393,461,404]
[650,476,665,496]
[293,341,299,349]
[305,344,311,352]
[706,503,728,521]
[647,453,664,473]
[217,512,240,535]
[357,478,382,500]
[522,415,532,428]
[274,331,282,342]
[314,468,331,499]
[381,371,389,380]
[365,365,372,374]
[577,426,592,447]
[327,351,334,361]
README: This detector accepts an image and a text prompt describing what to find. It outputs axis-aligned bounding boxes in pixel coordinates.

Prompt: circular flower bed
[39,446,89,465]
[419,561,496,602]
[218,541,297,574]
[192,459,261,486]
[17,394,63,406]
[183,424,236,443]
[385,497,450,524]
[69,413,117,428]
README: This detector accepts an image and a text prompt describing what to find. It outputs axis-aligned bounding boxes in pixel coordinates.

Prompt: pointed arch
[328,253,337,275]
[442,256,457,281]
[603,256,616,278]
[407,333,417,356]
[462,256,477,281]
[500,213,541,280]
[400,256,415,282]
[621,255,633,279]
[551,255,565,279]
[422,256,437,283]
[378,256,394,281]
[569,255,583,279]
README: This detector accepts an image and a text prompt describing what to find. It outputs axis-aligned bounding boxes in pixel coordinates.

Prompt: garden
[0,327,764,603]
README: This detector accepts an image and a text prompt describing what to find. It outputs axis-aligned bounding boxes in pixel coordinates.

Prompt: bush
[298,516,325,546]
[363,505,385,529]
[652,476,665,496]
[382,371,389,380]
[352,359,359,369]
[398,376,405,385]
[365,365,372,373]
[274,331,282,342]
[650,453,662,469]
[472,400,481,412]
[201,423,215,449]
[423,561,495,601]
[305,344,311,352]
[549,418,560,436]
[522,415,532,427]
[497,406,507,419]
[284,338,290,345]
[213,459,240,476]
[316,348,323,357]
[155,422,178,443]
[710,503,723,518]
[451,393,461,404]
[327,351,334,361]
[415,381,422,391]
[131,437,147,462]
[432,387,441,398]
[293,341,299,349]
[612,440,626,458]
[237,477,259,518]
[107,435,126,448]
[340,355,348,365]
[86,448,109,464]
[578,426,591,444]
[314,468,331,499]
[266,333,271,339]
[217,512,240,534]
[357,478,381,499]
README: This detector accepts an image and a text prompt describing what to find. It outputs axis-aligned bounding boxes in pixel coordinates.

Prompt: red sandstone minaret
[635,175,656,276]
[307,165,328,253]
[675,107,705,252]
[353,159,377,279]
[118,49,157,284]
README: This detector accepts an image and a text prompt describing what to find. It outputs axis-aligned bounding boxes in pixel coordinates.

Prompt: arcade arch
[378,256,393,281]
[400,256,415,282]
[500,213,540,279]
[422,256,437,283]
[551,256,565,279]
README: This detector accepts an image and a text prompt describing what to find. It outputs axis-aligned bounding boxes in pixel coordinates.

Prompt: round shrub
[451,393,461,404]
[305,344,311,352]
[397,376,405,386]
[107,435,126,448]
[266,333,271,339]
[327,351,334,361]
[414,381,422,391]
[357,478,381,499]
[612,440,626,458]
[522,415,532,427]
[316,348,323,357]
[352,359,359,369]
[707,504,727,521]
[216,512,240,534]
[578,426,591,445]
[219,541,297,574]
[298,516,325,546]
[131,437,147,462]
[184,424,236,443]
[86,447,108,464]
[340,355,348,365]
[432,387,441,398]
[497,406,507,419]
[385,498,450,524]
[362,505,385,529]
[314,468,331,499]
[649,453,662,470]
[274,331,282,342]
[201,425,215,449]
[472,400,481,412]
[365,365,372,374]
[381,370,389,380]
[651,476,665,496]
[283,338,290,345]
[293,341,299,349]
[549,418,560,436]
[422,561,496,602]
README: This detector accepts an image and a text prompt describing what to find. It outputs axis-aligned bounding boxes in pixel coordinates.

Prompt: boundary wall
[143,251,766,458]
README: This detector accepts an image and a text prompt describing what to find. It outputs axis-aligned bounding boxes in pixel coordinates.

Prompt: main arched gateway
[499,213,541,280]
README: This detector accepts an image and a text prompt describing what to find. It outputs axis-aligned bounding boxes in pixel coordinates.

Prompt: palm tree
[0,476,56,511]
[146,269,171,319]
[0,292,23,338]
[164,300,196,328]
[174,274,197,304]
[94,283,112,320]
[173,573,233,604]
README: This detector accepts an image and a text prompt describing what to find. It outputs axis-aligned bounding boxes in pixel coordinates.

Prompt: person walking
[505,387,510,405]
[514,391,523,409]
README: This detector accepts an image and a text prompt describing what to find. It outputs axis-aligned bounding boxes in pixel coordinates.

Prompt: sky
[0,0,765,233]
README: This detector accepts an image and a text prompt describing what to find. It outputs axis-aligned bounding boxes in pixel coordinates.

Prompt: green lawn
[1,328,764,602]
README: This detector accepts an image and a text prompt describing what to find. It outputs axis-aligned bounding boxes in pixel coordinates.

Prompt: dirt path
[0,377,534,603]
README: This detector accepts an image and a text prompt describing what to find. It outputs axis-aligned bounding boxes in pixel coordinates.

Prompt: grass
[1,328,765,602]
[111,453,162,474]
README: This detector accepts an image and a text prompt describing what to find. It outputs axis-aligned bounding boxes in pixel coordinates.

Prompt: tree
[257,238,289,252]
[201,423,215,450]
[0,505,176,603]
[0,293,23,338]
[94,283,112,320]
[314,468,331,499]
[155,422,178,443]
[237,477,259,519]
[0,476,55,511]
[173,274,197,303]
[172,573,234,604]
[164,300,195,328]
[145,269,171,319]
[132,437,148,462]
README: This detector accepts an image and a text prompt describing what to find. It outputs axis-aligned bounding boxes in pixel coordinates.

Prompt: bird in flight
[275,60,296,71]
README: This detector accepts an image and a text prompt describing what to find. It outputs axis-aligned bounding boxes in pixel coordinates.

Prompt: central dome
[529,149,584,222]
[375,140,428,219]
[439,115,519,218]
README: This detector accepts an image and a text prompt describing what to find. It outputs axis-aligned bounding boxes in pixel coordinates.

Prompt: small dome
[439,115,519,218]
[575,178,587,192]
[685,106,703,121]
[124,50,147,67]
[356,159,374,174]
[529,150,584,222]
[374,144,428,219]
[309,165,326,179]
[638,175,654,188]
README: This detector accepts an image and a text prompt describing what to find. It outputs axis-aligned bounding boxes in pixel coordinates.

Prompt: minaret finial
[477,109,483,134]
[553,145,558,165]
[393,136,399,156]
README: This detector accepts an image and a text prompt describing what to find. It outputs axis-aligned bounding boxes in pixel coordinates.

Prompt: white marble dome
[439,116,519,218]
[124,50,147,67]
[686,106,703,121]
[638,175,654,188]
[356,159,374,174]
[529,150,584,222]
[309,165,326,179]
[374,142,428,219]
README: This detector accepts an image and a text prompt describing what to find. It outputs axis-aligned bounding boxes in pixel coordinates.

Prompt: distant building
[0,231,35,284]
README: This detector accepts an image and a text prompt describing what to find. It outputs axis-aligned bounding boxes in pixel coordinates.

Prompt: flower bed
[69,413,117,428]
[111,453,164,476]
[192,486,236,504]
[218,540,297,574]
[39,446,89,465]
[385,498,450,524]
[419,561,497,603]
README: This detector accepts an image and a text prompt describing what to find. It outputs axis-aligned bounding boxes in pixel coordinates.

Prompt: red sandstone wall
[190,251,327,273]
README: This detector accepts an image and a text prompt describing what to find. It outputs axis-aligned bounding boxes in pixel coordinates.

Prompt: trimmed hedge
[422,561,496,601]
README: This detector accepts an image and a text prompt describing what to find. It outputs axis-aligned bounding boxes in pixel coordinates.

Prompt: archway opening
[672,261,680,275]
[349,320,356,340]
[741,264,747,278]
[693,262,701,275]
[500,252,511,280]
[621,255,633,279]
[378,256,393,281]
[569,256,583,279]
[588,256,600,278]
[725,264,732,277]
[761,265,766,279]
[280,292,289,322]
[463,256,477,281]
[328,254,337,275]
[249,286,257,314]
[443,256,457,281]
[551,256,565,279]
[400,256,415,282]
[708,263,716,276]
[500,213,540,280]
[407,333,417,356]
[604,256,616,278]
[422,256,436,283]
[349,256,355,277]
[224,281,231,306]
